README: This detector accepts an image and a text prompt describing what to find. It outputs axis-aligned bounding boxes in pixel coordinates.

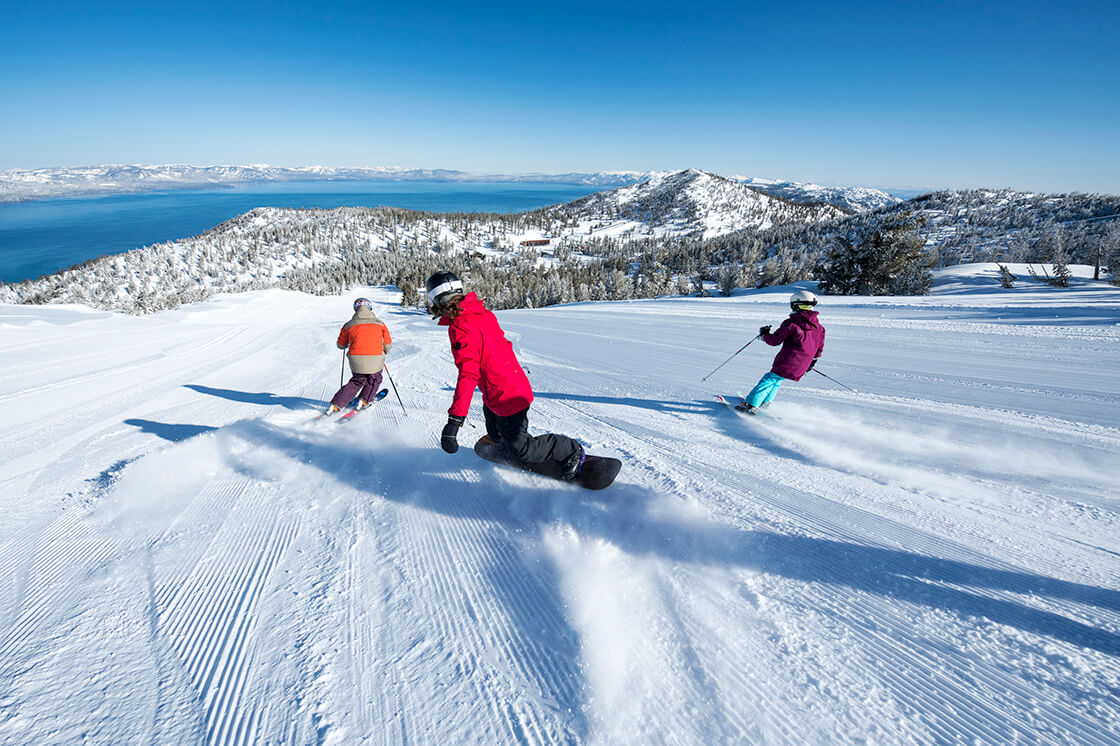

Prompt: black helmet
[425,271,464,306]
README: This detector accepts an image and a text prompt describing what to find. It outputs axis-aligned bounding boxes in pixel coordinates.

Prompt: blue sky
[2,0,1118,193]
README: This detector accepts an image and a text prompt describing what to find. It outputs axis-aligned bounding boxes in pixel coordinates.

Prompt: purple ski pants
[330,371,383,409]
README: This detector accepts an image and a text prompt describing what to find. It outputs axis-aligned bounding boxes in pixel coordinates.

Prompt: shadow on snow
[184,384,323,411]
[226,417,1120,662]
[124,418,219,443]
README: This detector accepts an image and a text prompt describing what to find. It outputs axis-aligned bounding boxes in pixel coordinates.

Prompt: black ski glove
[759,325,771,336]
[807,358,818,371]
[441,415,466,453]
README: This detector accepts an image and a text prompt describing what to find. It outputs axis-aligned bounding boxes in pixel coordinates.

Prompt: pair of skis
[318,388,389,423]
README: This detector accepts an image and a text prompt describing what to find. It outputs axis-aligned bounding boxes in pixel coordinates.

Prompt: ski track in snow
[1,278,1119,744]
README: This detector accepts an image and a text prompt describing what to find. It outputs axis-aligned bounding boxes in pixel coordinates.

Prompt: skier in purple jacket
[737,290,825,414]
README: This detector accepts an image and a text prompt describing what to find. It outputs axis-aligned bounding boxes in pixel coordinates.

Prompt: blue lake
[0,181,601,283]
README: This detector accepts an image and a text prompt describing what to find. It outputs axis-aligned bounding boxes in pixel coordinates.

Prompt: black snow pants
[483,404,583,479]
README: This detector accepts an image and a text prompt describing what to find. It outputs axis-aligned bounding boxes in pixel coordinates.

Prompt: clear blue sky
[2,0,1117,194]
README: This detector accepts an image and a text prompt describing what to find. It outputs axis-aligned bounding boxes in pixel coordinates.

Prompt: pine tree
[817,212,930,295]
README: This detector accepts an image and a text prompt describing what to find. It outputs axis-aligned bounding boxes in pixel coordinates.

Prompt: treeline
[2,187,1117,315]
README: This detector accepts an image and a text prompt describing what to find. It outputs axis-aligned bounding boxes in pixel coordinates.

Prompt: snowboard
[473,435,621,490]
[339,388,389,421]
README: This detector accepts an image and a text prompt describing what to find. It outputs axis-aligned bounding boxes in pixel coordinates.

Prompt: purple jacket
[763,310,825,381]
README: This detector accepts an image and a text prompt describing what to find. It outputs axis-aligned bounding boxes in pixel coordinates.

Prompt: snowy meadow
[1,264,1118,743]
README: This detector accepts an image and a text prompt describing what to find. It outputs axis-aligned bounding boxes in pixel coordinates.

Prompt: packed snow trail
[1,270,1118,744]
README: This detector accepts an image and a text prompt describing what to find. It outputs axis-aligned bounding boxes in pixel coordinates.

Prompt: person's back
[339,306,392,374]
[324,298,391,415]
[767,309,825,382]
[427,271,585,481]
[738,290,823,414]
[443,292,532,417]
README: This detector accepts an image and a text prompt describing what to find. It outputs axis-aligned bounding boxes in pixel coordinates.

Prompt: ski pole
[383,363,408,415]
[701,334,761,382]
[813,368,858,393]
[340,350,347,387]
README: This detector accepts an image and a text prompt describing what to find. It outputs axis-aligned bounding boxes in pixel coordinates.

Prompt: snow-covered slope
[733,175,902,213]
[1,266,1118,743]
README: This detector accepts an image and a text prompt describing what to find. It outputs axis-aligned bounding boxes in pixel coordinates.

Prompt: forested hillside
[3,173,1117,314]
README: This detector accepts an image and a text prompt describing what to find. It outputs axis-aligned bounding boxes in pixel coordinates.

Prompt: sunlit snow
[1,265,1118,743]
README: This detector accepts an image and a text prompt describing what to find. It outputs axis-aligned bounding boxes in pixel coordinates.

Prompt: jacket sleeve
[382,324,393,354]
[763,318,798,346]
[336,325,349,350]
[816,327,825,358]
[448,325,481,418]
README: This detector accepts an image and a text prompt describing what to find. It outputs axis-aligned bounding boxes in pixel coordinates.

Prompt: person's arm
[336,325,349,350]
[382,324,393,354]
[763,319,795,346]
[447,326,481,419]
[440,325,480,453]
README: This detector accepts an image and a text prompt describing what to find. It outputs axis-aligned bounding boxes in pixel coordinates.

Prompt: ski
[338,388,389,422]
[716,394,754,415]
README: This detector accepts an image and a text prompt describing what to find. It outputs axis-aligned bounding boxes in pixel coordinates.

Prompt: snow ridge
[567,169,845,238]
[732,175,902,213]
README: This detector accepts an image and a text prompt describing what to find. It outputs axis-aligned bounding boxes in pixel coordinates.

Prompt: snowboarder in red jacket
[738,289,825,414]
[426,271,586,480]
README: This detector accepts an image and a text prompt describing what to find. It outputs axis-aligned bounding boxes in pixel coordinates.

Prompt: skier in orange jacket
[325,298,392,415]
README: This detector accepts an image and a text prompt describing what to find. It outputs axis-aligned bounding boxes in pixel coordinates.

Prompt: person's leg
[356,372,383,403]
[483,405,502,443]
[330,375,364,408]
[759,372,783,405]
[745,372,783,408]
[493,406,583,479]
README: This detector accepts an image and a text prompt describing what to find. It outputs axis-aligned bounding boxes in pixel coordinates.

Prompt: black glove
[759,325,771,336]
[807,358,818,371]
[441,415,466,453]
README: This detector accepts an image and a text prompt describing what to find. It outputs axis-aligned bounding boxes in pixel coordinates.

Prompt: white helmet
[790,289,817,311]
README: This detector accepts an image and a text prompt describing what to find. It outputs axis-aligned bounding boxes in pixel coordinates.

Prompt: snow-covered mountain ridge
[0,170,843,313]
[733,175,901,213]
[565,169,846,238]
[0,163,893,213]
[3,169,1116,315]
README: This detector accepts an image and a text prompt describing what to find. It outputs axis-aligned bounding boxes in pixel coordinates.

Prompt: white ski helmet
[790,289,818,311]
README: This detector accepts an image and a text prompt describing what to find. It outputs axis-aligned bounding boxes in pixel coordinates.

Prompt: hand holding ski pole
[701,334,761,382]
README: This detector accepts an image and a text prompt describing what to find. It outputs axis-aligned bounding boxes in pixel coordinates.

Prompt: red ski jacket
[762,310,825,381]
[440,292,533,418]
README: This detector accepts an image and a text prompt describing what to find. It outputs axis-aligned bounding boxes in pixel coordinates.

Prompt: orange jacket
[337,308,392,374]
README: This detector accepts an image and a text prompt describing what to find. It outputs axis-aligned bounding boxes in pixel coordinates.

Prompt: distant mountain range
[4,167,1113,314]
[0,163,899,213]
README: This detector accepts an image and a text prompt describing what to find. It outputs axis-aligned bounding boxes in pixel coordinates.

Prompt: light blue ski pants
[746,372,784,407]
